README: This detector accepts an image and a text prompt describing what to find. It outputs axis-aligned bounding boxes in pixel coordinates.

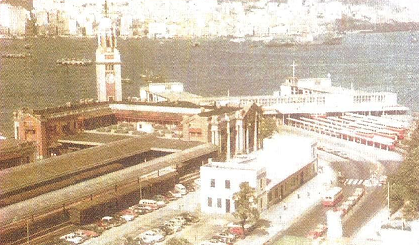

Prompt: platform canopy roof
[0,134,204,197]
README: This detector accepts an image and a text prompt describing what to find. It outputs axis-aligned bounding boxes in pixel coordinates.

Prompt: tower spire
[104,0,109,18]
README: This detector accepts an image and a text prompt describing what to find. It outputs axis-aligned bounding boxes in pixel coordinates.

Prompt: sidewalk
[350,208,388,244]
[235,158,336,245]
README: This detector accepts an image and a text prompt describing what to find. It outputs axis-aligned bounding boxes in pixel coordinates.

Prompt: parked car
[158,225,175,235]
[60,233,85,244]
[139,230,165,243]
[212,235,234,245]
[153,194,169,203]
[80,224,104,235]
[215,232,236,241]
[150,228,167,237]
[166,190,182,199]
[74,229,99,239]
[117,209,137,222]
[139,199,159,210]
[97,216,116,230]
[199,239,227,245]
[174,184,187,195]
[172,216,187,226]
[307,224,327,240]
[181,212,200,223]
[129,204,152,215]
[163,221,182,232]
[226,222,255,236]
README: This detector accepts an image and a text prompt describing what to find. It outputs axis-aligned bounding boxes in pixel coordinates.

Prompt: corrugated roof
[0,143,218,227]
[198,106,240,117]
[0,135,206,197]
[0,135,155,196]
[58,133,133,145]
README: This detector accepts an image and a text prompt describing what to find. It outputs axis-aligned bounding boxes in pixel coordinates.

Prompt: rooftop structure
[0,139,36,170]
[139,82,202,103]
[193,76,409,117]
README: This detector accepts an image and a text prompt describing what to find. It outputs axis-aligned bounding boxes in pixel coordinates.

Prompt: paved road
[270,126,402,242]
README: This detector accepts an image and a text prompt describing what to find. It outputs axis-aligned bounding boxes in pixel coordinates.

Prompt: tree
[232,182,260,236]
[259,117,278,140]
[389,121,419,219]
[166,238,192,245]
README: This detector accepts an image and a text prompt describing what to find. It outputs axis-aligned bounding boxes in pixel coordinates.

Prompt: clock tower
[96,2,122,102]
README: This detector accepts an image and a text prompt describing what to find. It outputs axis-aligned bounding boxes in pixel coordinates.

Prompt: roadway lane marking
[347,179,354,185]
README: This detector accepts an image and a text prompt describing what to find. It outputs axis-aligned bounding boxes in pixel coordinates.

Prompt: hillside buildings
[1,0,418,38]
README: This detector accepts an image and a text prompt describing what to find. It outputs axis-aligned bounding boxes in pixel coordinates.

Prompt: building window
[217,198,222,208]
[210,179,215,188]
[225,180,230,189]
[105,64,114,71]
[208,197,212,207]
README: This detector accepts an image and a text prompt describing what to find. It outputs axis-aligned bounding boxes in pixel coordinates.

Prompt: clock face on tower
[106,73,115,84]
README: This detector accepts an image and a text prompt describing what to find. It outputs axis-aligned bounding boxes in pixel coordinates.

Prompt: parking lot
[47,180,244,245]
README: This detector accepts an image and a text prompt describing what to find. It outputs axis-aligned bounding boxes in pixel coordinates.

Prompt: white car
[167,191,182,199]
[60,233,84,244]
[120,214,135,222]
[215,231,236,241]
[156,200,166,208]
[164,221,182,232]
[172,216,187,225]
[140,230,164,243]
[174,184,187,195]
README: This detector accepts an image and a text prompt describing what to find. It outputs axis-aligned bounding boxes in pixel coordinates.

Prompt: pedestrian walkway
[351,207,388,243]
[235,158,336,245]
[343,178,381,187]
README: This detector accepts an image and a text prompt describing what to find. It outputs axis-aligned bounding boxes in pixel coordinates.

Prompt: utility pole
[291,61,297,78]
[387,181,390,220]
[26,219,30,244]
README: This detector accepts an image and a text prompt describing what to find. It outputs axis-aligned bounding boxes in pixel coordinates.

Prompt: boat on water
[265,33,343,47]
[230,37,246,43]
[2,53,31,58]
[121,78,132,84]
[410,34,418,43]
[56,58,93,66]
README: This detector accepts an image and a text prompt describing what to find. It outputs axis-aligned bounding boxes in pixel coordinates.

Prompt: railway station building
[200,134,317,214]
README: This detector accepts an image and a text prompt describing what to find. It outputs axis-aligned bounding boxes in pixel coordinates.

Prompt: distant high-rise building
[95,2,122,102]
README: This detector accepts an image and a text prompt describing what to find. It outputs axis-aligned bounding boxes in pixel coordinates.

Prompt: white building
[200,155,267,214]
[200,134,317,214]
[147,22,167,39]
[0,4,28,36]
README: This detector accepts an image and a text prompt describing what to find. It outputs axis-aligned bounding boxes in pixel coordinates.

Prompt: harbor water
[0,31,418,137]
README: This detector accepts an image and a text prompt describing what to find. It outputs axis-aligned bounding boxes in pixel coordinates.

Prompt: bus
[322,187,343,207]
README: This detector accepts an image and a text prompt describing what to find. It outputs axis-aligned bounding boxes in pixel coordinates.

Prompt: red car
[307,224,327,239]
[226,222,255,236]
[74,229,99,238]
